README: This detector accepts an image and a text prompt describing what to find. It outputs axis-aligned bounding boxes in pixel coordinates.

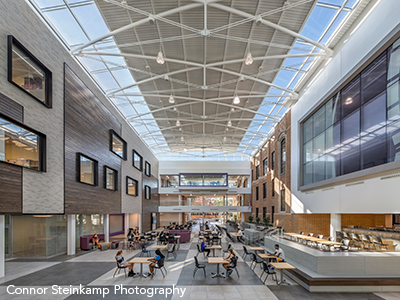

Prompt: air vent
[381,174,400,181]
[345,181,364,187]
[322,187,335,192]
[305,191,314,194]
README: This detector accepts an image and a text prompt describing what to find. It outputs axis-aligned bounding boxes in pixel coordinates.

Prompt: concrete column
[178,195,182,225]
[138,213,142,233]
[125,214,130,235]
[67,215,76,255]
[104,214,109,242]
[330,213,341,240]
[0,215,4,278]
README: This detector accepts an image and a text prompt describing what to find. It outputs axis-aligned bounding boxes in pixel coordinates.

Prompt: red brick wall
[342,214,386,227]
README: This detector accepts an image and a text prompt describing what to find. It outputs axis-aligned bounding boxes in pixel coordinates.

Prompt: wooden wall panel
[142,175,159,232]
[0,92,24,123]
[64,64,122,214]
[0,92,23,213]
[0,162,22,213]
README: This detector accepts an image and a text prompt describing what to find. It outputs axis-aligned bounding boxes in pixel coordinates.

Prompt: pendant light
[156,51,165,64]
[169,95,175,103]
[233,95,240,104]
[245,52,253,65]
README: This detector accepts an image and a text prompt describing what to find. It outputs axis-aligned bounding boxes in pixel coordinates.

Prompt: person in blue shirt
[149,249,165,275]
[201,238,211,257]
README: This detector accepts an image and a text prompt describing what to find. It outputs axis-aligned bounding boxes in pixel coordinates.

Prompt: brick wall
[342,214,386,227]
[274,213,330,237]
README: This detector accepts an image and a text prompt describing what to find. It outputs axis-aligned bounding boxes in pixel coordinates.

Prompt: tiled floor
[0,226,396,300]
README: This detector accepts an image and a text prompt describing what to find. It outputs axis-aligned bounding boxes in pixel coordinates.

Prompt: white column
[67,215,76,255]
[178,195,182,225]
[104,214,109,242]
[138,213,142,233]
[330,213,341,240]
[0,215,5,278]
[125,214,129,235]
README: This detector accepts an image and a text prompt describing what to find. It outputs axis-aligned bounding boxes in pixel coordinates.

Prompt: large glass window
[281,188,285,212]
[180,173,227,186]
[132,150,142,171]
[263,182,266,199]
[0,116,45,171]
[110,130,126,160]
[228,175,250,188]
[255,165,260,179]
[263,158,268,175]
[104,166,117,191]
[78,153,97,185]
[281,139,286,174]
[145,161,151,177]
[301,38,400,186]
[160,175,179,188]
[145,185,151,200]
[126,176,138,196]
[271,151,275,170]
[255,186,259,201]
[272,179,275,197]
[203,174,227,186]
[7,36,52,107]
[180,174,203,186]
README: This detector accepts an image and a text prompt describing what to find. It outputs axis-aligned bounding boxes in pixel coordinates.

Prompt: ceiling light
[233,95,240,104]
[345,97,353,105]
[176,120,180,126]
[223,137,227,141]
[181,137,184,142]
[169,95,175,103]
[148,15,155,25]
[173,107,177,111]
[156,51,165,64]
[231,107,235,112]
[184,148,187,152]
[245,52,253,65]
[227,120,232,126]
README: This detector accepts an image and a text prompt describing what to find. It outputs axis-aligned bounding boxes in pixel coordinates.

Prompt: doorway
[5,215,11,258]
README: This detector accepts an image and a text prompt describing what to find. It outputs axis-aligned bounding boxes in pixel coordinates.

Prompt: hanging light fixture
[245,52,253,65]
[227,120,232,126]
[223,136,227,142]
[181,136,184,142]
[184,148,187,152]
[169,95,175,103]
[230,107,235,112]
[176,120,180,126]
[233,95,240,104]
[156,51,165,64]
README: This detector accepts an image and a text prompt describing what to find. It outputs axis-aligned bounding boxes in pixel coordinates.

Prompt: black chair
[193,256,206,277]
[223,243,231,257]
[153,258,167,278]
[242,246,253,261]
[113,258,127,278]
[140,246,151,257]
[260,262,277,284]
[226,256,239,278]
[250,253,263,270]
[196,244,205,258]
[167,244,177,259]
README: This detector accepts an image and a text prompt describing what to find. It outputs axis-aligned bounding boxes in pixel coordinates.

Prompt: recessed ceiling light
[156,51,165,64]
[181,136,184,141]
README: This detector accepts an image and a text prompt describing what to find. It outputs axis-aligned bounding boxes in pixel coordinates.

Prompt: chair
[153,258,167,278]
[340,239,356,251]
[336,231,343,242]
[360,234,373,250]
[250,253,263,271]
[350,233,362,248]
[242,246,253,261]
[166,244,177,259]
[342,231,350,239]
[299,231,304,235]
[113,258,127,278]
[371,236,389,250]
[140,246,151,257]
[223,244,231,257]
[260,262,277,284]
[193,256,206,277]
[317,234,323,239]
[227,256,240,278]
[196,244,205,258]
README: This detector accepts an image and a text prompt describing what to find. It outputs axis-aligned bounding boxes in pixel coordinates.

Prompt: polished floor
[0,227,398,300]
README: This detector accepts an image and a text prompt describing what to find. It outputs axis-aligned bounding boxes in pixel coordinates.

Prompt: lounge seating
[168,230,191,243]
[80,234,105,250]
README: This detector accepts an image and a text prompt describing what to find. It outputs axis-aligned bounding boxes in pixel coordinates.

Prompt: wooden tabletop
[258,254,276,259]
[270,262,296,270]
[208,257,227,264]
[206,245,222,249]
[231,233,241,237]
[129,257,152,263]
[149,245,168,250]
[249,246,264,251]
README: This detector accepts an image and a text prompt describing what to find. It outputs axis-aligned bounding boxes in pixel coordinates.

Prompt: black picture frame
[7,35,52,108]
[76,153,98,186]
[132,149,143,171]
[126,176,138,196]
[0,112,46,172]
[109,129,127,160]
[145,161,151,177]
[104,165,118,191]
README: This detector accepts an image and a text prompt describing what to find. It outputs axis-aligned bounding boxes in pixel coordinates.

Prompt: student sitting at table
[115,250,136,277]
[92,233,100,249]
[201,238,211,257]
[222,249,237,276]
[149,249,165,276]
[268,244,285,262]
